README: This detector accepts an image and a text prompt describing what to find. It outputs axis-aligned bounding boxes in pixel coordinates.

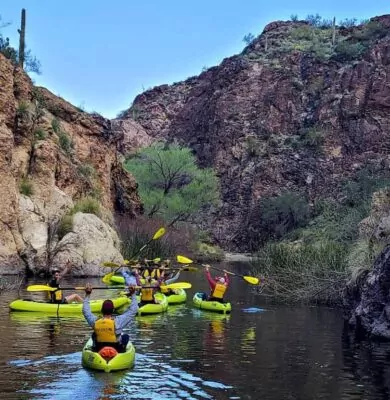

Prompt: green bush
[71,196,101,217]
[342,166,390,207]
[193,242,225,262]
[57,215,73,240]
[300,127,325,151]
[77,163,96,178]
[19,177,34,196]
[245,135,262,157]
[51,118,61,133]
[17,101,29,118]
[34,128,47,140]
[58,132,74,155]
[246,192,310,248]
[354,21,388,41]
[333,41,366,61]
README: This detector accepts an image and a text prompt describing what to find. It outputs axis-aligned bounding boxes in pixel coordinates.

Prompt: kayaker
[142,258,163,280]
[48,260,83,304]
[82,282,138,353]
[159,269,180,296]
[204,265,229,303]
[135,272,163,306]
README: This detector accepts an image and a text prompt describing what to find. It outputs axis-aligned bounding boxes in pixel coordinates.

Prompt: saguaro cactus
[18,8,26,68]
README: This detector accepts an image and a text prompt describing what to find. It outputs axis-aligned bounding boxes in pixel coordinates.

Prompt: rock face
[0,54,142,275]
[117,15,390,250]
[52,212,123,277]
[344,246,390,339]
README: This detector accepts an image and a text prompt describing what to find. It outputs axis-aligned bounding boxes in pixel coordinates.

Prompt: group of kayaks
[9,276,232,372]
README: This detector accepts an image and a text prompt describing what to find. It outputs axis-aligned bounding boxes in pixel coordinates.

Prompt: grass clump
[51,118,61,133]
[58,131,74,155]
[34,128,47,141]
[57,214,74,240]
[71,196,101,217]
[252,241,348,304]
[19,177,34,196]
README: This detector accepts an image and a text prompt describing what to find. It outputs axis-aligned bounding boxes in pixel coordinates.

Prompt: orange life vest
[211,283,227,299]
[94,318,117,343]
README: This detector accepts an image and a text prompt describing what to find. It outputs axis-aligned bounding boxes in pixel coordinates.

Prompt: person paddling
[82,282,138,353]
[204,265,229,303]
[159,269,181,296]
[48,260,83,304]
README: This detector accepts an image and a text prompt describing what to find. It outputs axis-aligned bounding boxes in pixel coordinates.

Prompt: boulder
[52,212,124,276]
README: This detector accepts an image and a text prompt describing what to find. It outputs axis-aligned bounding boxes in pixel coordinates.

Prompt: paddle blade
[27,285,55,292]
[102,261,121,268]
[177,255,193,264]
[153,228,166,240]
[165,282,192,290]
[243,276,259,285]
[182,266,198,272]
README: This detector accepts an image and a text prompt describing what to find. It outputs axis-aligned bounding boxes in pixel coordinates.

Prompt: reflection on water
[1,267,390,399]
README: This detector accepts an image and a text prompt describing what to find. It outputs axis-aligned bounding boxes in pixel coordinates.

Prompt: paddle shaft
[203,264,236,276]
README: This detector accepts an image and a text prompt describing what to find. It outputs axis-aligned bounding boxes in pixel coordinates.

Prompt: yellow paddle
[27,285,125,291]
[102,257,161,269]
[27,281,192,292]
[102,228,166,284]
[176,255,260,285]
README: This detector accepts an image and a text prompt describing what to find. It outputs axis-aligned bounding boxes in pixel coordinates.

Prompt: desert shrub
[19,177,33,196]
[58,132,73,155]
[245,135,262,157]
[34,128,46,140]
[116,216,192,261]
[300,127,325,151]
[51,118,61,133]
[333,41,366,61]
[246,192,310,248]
[16,101,30,118]
[57,214,73,240]
[77,163,96,178]
[71,196,101,217]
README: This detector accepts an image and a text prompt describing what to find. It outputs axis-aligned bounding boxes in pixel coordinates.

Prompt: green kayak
[9,297,129,315]
[82,337,135,372]
[165,288,187,305]
[192,292,232,314]
[110,275,125,285]
[138,292,168,316]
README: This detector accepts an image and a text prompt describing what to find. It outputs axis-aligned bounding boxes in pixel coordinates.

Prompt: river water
[0,263,389,399]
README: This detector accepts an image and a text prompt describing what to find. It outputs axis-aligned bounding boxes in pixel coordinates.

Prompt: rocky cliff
[0,54,141,275]
[116,15,390,251]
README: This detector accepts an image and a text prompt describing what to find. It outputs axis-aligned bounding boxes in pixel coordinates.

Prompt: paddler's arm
[114,286,138,331]
[121,269,137,286]
[205,265,216,288]
[165,271,180,285]
[82,283,97,327]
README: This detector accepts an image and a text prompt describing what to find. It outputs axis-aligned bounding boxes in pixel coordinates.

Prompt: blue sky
[1,1,390,118]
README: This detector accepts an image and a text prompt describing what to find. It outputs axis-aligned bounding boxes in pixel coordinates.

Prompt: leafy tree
[124,142,220,224]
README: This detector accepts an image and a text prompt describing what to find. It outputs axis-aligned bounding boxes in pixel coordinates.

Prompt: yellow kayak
[81,337,135,372]
[165,288,187,305]
[138,292,168,316]
[192,292,232,314]
[9,297,129,315]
